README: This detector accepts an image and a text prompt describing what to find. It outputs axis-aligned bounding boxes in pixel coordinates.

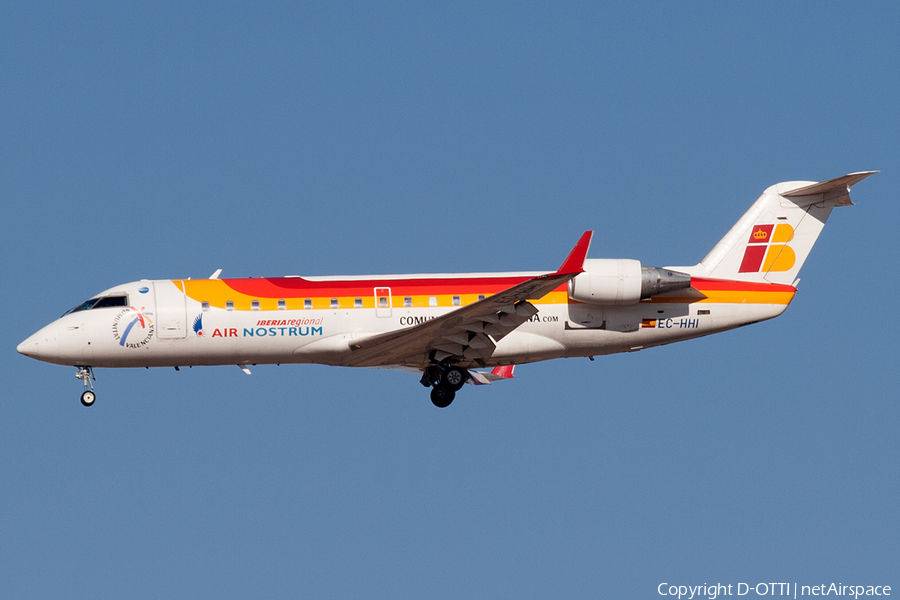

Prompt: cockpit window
[63,295,128,316]
[92,296,128,309]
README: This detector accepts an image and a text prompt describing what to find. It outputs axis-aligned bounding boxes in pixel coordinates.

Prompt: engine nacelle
[568,259,691,305]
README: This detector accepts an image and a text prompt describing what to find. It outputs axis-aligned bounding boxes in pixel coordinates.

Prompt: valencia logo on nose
[738,223,796,273]
[112,307,155,348]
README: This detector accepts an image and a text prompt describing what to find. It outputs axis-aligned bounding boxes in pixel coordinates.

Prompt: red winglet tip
[556,231,593,275]
[491,365,515,379]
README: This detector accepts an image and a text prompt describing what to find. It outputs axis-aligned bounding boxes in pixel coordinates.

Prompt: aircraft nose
[17,333,40,357]
[17,322,60,361]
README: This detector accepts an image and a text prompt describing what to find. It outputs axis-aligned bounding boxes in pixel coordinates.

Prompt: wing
[345,232,592,368]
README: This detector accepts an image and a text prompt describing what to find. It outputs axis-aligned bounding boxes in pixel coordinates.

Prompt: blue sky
[2,3,897,598]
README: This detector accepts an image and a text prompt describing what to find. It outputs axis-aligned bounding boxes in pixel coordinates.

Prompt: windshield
[62,295,128,317]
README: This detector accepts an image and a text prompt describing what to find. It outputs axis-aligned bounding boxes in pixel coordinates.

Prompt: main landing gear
[75,366,96,407]
[430,385,455,408]
[422,365,468,408]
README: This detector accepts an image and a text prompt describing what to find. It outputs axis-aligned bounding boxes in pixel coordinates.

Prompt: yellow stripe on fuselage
[645,288,795,306]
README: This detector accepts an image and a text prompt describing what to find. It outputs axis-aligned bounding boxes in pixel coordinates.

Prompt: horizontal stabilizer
[780,171,877,208]
[781,171,877,197]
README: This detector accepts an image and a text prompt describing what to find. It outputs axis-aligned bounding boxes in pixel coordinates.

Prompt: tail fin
[696,172,875,285]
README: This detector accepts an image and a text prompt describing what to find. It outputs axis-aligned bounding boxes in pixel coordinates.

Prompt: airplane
[17,171,874,408]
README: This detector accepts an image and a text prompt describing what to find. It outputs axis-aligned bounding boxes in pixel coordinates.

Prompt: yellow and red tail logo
[739,223,796,273]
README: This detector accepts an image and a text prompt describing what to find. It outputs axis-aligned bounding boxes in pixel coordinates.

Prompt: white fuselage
[18,273,793,371]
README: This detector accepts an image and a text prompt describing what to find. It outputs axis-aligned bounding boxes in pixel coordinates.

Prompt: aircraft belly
[492,331,567,363]
[557,302,788,357]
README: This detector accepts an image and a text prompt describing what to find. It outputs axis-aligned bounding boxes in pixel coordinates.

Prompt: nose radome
[18,322,60,361]
[17,333,40,357]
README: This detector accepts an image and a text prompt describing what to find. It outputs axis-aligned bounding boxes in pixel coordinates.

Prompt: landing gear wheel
[430,385,455,408]
[441,366,467,392]
[75,366,96,406]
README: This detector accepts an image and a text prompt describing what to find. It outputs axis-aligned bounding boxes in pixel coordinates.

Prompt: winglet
[556,231,593,275]
[491,365,515,379]
[470,365,517,385]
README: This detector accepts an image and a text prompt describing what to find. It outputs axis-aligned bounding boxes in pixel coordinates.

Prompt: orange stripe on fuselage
[644,277,796,306]
[180,277,570,311]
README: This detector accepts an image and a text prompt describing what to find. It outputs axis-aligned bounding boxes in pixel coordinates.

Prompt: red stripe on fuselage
[221,275,567,298]
[213,276,791,300]
[690,277,796,293]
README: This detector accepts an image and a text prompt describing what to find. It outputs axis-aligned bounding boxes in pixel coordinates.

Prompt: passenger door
[374,287,392,318]
[154,280,187,339]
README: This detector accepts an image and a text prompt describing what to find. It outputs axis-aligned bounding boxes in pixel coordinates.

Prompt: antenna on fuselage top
[209,269,222,279]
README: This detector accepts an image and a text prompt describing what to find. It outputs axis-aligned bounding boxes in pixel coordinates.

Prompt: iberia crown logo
[739,223,796,273]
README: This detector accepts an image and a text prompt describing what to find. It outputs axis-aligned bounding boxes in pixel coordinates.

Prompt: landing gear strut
[76,366,96,407]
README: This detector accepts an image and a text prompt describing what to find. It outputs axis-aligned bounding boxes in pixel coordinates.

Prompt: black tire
[441,366,467,392]
[430,385,455,408]
[80,391,96,407]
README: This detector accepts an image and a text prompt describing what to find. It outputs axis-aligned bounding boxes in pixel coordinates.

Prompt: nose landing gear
[75,366,96,406]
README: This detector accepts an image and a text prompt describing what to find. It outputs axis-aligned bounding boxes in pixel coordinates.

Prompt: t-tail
[690,171,876,285]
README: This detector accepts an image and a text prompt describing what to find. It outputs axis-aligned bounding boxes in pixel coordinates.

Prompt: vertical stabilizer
[696,172,874,285]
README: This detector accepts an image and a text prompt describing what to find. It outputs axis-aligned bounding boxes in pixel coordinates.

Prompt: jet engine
[568,259,691,305]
